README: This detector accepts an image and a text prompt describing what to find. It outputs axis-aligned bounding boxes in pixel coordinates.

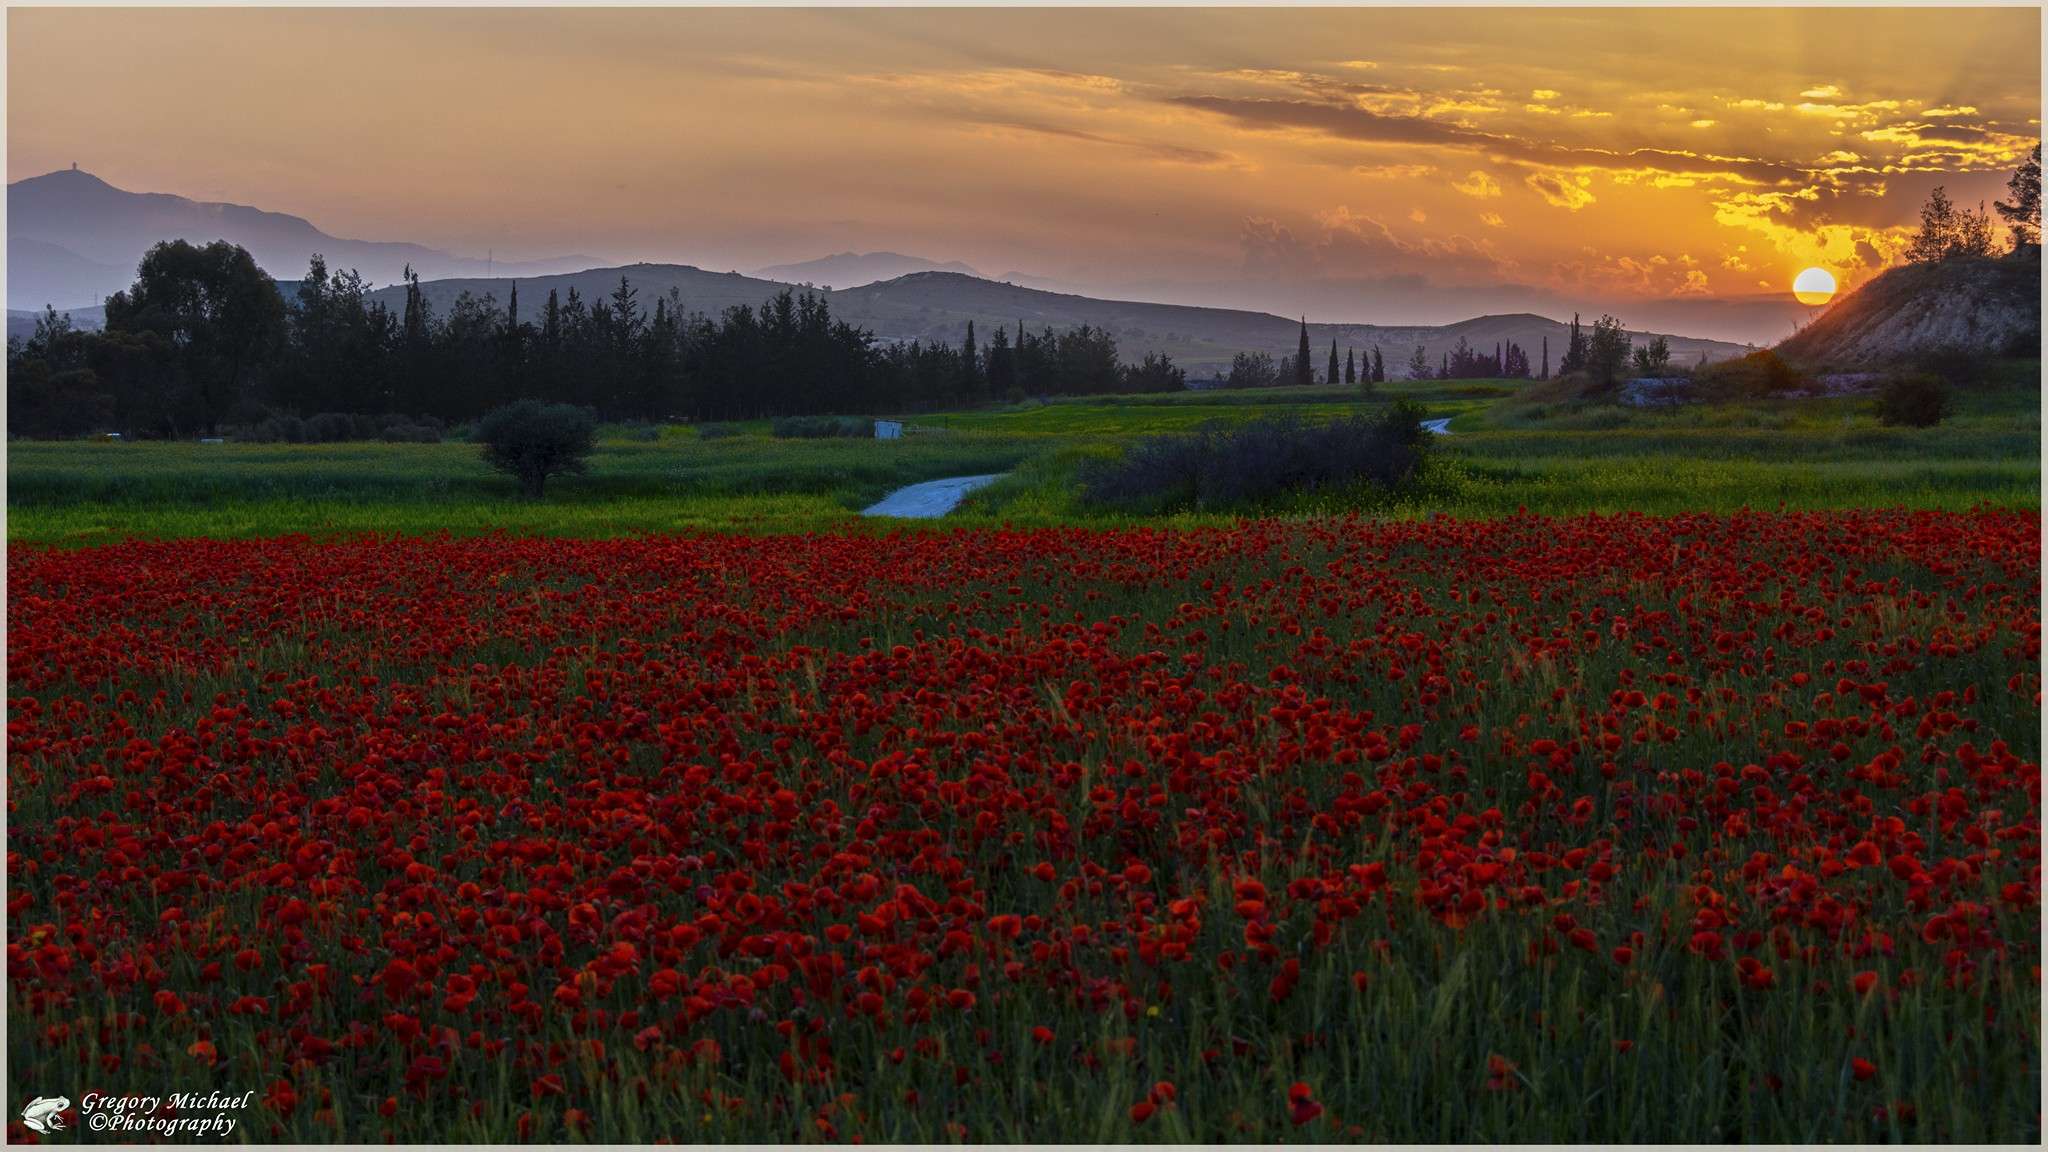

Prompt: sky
[7,7,2041,340]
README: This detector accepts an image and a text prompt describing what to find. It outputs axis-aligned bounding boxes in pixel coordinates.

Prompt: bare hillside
[1777,256,2041,367]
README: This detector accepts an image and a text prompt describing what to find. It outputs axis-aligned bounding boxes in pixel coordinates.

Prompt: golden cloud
[1452,169,1503,198]
[1526,171,1596,210]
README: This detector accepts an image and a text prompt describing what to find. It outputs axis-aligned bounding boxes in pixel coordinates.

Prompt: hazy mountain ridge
[6,167,595,310]
[364,264,1751,372]
[752,251,979,287]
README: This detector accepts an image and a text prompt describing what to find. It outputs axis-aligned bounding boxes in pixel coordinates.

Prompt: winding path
[1420,417,1453,435]
[861,474,1006,518]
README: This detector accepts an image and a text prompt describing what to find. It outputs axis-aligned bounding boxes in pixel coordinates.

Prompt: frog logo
[21,1095,69,1134]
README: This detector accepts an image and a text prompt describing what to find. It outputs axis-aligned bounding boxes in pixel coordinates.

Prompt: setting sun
[1793,266,1838,306]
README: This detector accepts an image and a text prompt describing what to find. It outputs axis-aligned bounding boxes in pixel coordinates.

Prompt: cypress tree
[1295,317,1313,388]
[1345,347,1356,384]
[1541,335,1549,379]
[1327,339,1339,386]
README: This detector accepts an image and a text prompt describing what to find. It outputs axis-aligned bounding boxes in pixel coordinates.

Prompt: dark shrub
[379,422,442,443]
[1693,349,1805,398]
[1874,374,1953,427]
[1080,406,1426,513]
[1906,344,1995,387]
[304,412,355,443]
[476,401,597,497]
[772,414,871,439]
[697,422,742,440]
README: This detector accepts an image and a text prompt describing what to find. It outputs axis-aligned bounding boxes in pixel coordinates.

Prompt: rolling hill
[752,251,978,288]
[6,166,594,310]
[1775,255,2041,366]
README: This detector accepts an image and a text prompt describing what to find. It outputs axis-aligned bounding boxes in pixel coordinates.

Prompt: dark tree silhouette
[475,400,596,497]
[1996,144,2041,251]
[101,239,286,435]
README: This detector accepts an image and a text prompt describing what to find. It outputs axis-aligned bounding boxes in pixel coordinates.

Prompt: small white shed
[874,419,903,440]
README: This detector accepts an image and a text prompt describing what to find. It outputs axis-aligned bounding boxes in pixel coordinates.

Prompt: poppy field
[5,509,2041,1142]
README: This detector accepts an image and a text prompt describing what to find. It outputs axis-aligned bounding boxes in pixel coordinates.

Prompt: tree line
[6,241,1188,438]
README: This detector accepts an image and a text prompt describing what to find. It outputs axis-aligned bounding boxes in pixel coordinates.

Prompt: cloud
[1795,99,1903,121]
[1409,208,1428,223]
[1801,84,1843,99]
[1241,207,1517,284]
[1451,169,1502,198]
[1351,162,1441,180]
[975,116,1245,167]
[1691,119,1717,129]
[1552,250,1701,297]
[1164,94,1807,186]
[1526,171,1596,210]
[1478,211,1506,228]
[1710,187,1915,278]
[1531,89,1560,101]
[1860,122,2037,163]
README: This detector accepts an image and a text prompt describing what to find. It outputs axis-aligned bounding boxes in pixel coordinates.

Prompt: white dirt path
[861,474,1006,518]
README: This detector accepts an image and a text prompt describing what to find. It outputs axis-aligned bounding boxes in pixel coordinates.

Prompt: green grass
[8,367,2038,543]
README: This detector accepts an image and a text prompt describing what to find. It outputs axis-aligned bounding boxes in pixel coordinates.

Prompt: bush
[379,422,442,444]
[1080,405,1427,513]
[1693,349,1806,399]
[1874,374,1954,427]
[696,422,742,440]
[1906,344,1995,387]
[475,401,597,497]
[772,415,871,439]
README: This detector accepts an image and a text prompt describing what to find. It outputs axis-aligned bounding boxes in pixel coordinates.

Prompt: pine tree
[1345,347,1356,384]
[405,264,430,344]
[1295,317,1314,388]
[1327,339,1339,386]
[961,319,979,386]
[986,322,1014,397]
[1541,335,1549,379]
[1372,346,1385,383]
[508,281,519,329]
[1996,143,2041,251]
[1559,314,1588,375]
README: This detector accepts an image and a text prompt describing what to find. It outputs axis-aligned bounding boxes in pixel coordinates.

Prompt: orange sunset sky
[7,6,2042,339]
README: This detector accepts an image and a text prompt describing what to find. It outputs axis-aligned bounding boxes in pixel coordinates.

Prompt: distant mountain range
[5,169,1754,367]
[6,167,595,310]
[337,264,1746,372]
[752,251,978,288]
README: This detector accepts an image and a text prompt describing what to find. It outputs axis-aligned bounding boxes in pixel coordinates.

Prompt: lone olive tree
[476,401,596,497]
